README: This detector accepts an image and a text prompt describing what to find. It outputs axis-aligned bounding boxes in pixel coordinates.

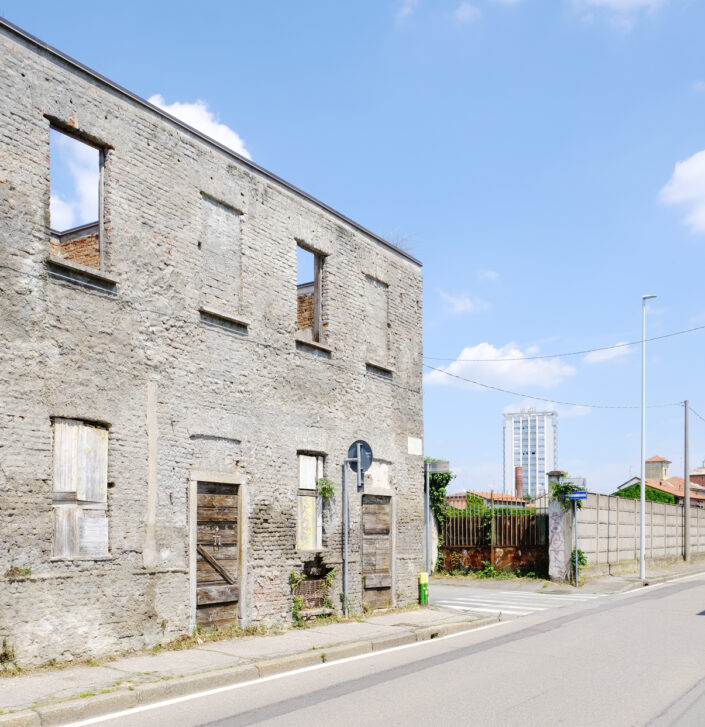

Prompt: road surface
[71,573,705,727]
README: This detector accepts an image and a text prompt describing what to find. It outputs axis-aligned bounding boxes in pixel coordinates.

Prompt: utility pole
[684,400,691,561]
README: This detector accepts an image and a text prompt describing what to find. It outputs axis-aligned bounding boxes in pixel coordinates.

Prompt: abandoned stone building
[0,18,424,667]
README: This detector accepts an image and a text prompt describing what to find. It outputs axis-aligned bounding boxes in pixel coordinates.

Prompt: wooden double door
[362,495,393,609]
[196,482,240,626]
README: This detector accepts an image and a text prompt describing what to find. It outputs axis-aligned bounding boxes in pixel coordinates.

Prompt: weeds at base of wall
[0,638,18,674]
[439,558,545,580]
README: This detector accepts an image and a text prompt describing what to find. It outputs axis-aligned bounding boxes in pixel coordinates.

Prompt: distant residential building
[615,456,705,507]
[503,409,557,499]
[446,491,526,509]
[689,460,705,488]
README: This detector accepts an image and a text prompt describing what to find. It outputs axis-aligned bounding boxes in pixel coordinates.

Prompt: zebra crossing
[434,589,604,618]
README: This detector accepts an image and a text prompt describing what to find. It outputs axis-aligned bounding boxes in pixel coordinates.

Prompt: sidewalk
[0,607,490,727]
[3,561,704,727]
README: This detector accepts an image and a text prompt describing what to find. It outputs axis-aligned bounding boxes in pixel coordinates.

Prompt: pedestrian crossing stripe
[435,591,605,617]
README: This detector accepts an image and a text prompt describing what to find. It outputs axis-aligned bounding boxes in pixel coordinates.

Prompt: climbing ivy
[425,457,455,526]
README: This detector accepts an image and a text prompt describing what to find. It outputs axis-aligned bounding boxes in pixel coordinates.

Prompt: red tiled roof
[645,477,705,501]
[646,455,671,463]
[471,491,525,504]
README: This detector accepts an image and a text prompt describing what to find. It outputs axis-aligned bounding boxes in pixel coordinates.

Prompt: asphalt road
[71,573,705,727]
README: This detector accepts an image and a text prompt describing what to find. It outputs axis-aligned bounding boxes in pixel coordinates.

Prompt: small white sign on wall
[407,437,423,456]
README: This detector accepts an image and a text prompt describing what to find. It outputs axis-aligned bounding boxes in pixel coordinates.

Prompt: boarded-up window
[200,193,242,310]
[52,418,109,558]
[365,275,389,365]
[296,454,323,551]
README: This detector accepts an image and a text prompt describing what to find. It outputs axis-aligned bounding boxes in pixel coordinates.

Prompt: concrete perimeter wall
[551,493,705,580]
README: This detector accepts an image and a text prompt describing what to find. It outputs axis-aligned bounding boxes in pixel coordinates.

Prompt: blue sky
[9,0,705,493]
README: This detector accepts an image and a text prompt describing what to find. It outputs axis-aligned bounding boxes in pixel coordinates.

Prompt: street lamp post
[640,294,657,582]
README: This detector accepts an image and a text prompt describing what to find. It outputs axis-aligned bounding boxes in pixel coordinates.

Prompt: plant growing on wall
[612,484,676,504]
[425,457,455,526]
[316,477,335,500]
[550,476,584,509]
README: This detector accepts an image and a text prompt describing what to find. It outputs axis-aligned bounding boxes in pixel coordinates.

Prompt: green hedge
[612,483,676,504]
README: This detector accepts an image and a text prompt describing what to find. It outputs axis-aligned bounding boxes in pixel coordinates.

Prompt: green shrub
[612,484,676,504]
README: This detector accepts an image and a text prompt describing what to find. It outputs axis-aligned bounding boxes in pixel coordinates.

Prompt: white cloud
[424,342,576,390]
[477,269,500,281]
[660,149,705,234]
[49,130,99,231]
[583,342,631,364]
[396,0,419,23]
[503,398,591,418]
[148,95,251,160]
[492,0,523,4]
[692,81,705,94]
[439,290,490,314]
[454,2,482,23]
[572,0,667,28]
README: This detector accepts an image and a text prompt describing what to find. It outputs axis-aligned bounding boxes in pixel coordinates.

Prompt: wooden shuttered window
[52,418,109,558]
[296,454,323,552]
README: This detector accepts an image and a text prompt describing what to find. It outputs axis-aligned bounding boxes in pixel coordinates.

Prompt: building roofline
[1,17,422,268]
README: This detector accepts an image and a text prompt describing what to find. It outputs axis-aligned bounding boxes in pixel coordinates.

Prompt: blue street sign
[568,491,588,500]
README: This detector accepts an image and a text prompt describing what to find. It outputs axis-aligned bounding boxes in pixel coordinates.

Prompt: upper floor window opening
[49,127,104,271]
[296,244,324,343]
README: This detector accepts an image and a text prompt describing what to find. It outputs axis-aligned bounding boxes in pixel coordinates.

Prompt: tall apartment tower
[503,410,557,499]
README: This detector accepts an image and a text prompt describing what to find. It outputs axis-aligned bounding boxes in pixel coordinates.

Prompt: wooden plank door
[362,495,392,609]
[196,482,239,627]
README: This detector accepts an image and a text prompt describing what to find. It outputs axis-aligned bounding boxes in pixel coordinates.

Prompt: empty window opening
[52,418,109,559]
[49,128,103,270]
[296,245,323,342]
[296,453,323,552]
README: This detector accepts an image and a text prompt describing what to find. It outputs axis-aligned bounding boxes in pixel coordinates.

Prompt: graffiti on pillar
[548,507,568,578]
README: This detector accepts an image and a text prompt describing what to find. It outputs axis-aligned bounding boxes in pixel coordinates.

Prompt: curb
[2,619,493,726]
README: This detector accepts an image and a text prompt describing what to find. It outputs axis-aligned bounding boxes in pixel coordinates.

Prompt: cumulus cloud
[148,95,251,160]
[439,291,490,314]
[396,0,419,23]
[424,342,576,390]
[660,150,705,234]
[49,129,99,231]
[454,2,482,23]
[583,342,631,364]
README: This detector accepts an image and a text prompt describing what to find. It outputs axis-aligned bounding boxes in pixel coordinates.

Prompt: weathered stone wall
[0,21,424,667]
[296,287,314,331]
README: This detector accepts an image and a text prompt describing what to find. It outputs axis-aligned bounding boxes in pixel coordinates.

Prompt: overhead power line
[423,363,682,410]
[423,323,705,363]
[690,406,705,426]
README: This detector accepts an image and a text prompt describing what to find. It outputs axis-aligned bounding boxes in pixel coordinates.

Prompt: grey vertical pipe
[640,298,647,581]
[574,498,579,587]
[342,463,349,618]
[424,463,430,573]
[685,400,691,561]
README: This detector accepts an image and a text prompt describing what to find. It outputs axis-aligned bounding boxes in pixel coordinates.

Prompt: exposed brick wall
[0,21,424,667]
[50,229,100,269]
[296,287,314,331]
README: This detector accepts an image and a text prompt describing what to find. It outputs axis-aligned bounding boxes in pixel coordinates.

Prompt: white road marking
[64,620,510,726]
[434,590,606,617]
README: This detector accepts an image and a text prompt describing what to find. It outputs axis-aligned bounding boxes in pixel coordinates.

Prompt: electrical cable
[690,406,705,426]
[423,323,705,362]
[423,362,682,410]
